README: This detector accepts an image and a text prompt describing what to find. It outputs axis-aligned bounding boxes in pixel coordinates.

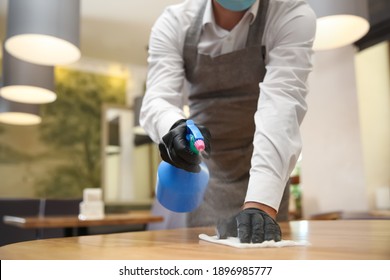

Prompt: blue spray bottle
[156,120,210,213]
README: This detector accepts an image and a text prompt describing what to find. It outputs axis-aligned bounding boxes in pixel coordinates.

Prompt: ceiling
[0,0,183,67]
[1,0,389,65]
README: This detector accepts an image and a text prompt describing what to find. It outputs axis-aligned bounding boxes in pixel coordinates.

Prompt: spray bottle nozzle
[186,120,205,154]
[194,139,205,152]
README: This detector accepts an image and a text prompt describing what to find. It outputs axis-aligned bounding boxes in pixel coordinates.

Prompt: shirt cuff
[157,111,185,141]
[245,172,286,212]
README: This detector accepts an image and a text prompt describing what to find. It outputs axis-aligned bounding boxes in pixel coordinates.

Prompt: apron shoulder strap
[184,0,208,47]
[246,0,270,47]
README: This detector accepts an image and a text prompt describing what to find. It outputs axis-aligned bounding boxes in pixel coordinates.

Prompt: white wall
[301,45,369,218]
[355,42,390,210]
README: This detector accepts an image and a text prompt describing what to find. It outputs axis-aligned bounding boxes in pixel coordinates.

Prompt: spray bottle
[156,120,210,213]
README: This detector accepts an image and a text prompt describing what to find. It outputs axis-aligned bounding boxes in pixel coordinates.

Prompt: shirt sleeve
[245,1,317,211]
[139,7,188,143]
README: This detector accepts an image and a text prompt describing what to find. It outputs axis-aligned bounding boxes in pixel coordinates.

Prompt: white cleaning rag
[199,234,310,248]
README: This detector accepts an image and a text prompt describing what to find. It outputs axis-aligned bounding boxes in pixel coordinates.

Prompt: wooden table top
[310,210,390,220]
[0,220,389,260]
[2,211,163,229]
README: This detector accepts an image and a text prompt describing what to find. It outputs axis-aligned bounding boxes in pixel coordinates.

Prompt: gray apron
[184,0,289,227]
[148,0,289,230]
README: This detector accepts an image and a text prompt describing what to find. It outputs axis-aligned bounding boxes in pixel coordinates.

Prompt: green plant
[34,67,126,198]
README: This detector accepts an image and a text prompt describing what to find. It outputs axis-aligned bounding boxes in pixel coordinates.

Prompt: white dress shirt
[140,0,316,211]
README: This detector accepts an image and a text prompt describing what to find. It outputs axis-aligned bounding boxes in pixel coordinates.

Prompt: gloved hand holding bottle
[157,119,211,213]
[159,119,211,173]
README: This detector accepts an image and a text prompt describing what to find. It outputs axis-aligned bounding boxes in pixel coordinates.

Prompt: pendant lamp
[5,0,80,66]
[307,0,370,51]
[0,46,56,104]
[0,96,41,125]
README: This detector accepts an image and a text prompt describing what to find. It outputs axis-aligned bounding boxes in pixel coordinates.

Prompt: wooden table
[0,220,389,260]
[310,210,390,220]
[3,211,163,237]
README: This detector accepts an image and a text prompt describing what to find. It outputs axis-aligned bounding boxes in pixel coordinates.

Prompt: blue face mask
[215,0,256,12]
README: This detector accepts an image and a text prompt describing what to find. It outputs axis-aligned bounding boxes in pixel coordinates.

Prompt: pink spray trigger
[194,140,205,152]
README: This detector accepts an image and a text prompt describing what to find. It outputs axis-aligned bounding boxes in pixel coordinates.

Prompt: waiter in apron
[140,0,316,243]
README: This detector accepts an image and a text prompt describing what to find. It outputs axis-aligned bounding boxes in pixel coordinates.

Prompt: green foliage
[34,67,126,198]
[0,126,31,164]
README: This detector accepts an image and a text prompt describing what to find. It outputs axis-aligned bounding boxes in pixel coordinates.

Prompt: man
[140,0,316,243]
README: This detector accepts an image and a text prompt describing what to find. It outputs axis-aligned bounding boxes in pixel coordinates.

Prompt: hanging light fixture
[0,96,41,125]
[5,0,80,66]
[307,0,370,51]
[0,46,56,104]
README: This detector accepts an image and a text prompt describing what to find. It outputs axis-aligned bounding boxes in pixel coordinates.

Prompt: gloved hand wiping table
[199,208,310,248]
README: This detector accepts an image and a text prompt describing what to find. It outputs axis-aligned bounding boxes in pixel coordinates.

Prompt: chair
[0,198,41,246]
[39,198,82,238]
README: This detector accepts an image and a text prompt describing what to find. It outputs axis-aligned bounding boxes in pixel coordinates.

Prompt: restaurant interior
[0,0,389,256]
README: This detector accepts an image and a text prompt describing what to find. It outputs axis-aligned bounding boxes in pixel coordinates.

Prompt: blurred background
[0,0,389,227]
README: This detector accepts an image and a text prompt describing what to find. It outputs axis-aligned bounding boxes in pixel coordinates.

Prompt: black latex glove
[216,208,282,243]
[159,119,211,173]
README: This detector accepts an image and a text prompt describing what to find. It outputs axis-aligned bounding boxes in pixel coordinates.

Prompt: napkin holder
[78,188,105,220]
